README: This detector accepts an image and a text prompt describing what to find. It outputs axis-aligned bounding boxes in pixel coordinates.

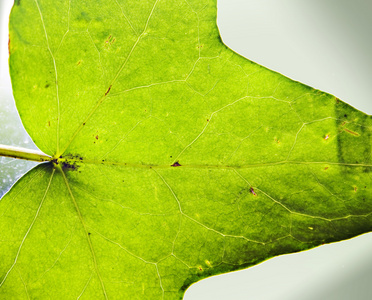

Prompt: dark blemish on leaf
[95,135,99,140]
[48,121,50,127]
[88,232,91,235]
[207,119,209,122]
[62,161,79,171]
[77,60,81,66]
[104,35,116,48]
[171,161,181,167]
[79,157,83,160]
[324,134,330,140]
[179,283,189,292]
[83,123,86,126]
[170,156,172,158]
[105,85,112,96]
[45,83,50,88]
[102,159,105,162]
[15,0,21,6]
[79,11,91,23]
[343,128,360,136]
[334,102,371,170]
[250,187,257,196]
[324,167,329,171]
[354,187,357,192]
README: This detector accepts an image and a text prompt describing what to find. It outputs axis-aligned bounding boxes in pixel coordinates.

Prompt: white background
[1,1,371,299]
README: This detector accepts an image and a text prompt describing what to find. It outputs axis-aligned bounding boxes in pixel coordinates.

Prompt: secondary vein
[0,167,54,288]
[59,166,108,300]
[58,0,160,156]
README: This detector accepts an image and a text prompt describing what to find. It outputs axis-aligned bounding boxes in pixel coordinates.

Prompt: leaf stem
[0,144,52,162]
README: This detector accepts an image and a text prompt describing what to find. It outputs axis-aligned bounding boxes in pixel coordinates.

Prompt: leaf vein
[0,167,55,288]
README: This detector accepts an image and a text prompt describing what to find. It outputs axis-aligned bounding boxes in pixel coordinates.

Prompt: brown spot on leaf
[343,128,360,136]
[171,161,181,167]
[105,85,112,96]
[95,135,99,140]
[250,187,257,196]
[104,35,116,48]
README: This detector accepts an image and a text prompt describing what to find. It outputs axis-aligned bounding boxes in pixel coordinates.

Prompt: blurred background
[0,1,38,198]
[1,1,371,299]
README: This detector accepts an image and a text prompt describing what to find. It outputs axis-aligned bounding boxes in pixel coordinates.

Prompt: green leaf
[1,0,371,299]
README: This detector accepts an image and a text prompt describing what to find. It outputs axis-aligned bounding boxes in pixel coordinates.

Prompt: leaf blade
[3,0,372,299]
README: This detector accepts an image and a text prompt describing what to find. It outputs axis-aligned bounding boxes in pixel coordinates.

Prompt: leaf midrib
[55,158,372,169]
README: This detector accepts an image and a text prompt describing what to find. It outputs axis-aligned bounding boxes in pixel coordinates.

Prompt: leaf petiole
[0,144,52,162]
